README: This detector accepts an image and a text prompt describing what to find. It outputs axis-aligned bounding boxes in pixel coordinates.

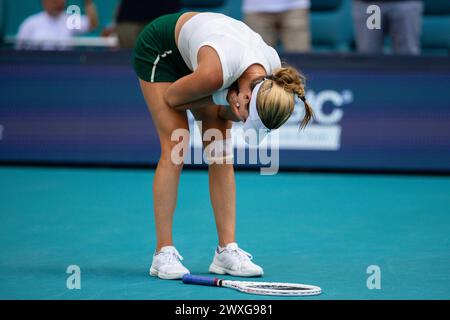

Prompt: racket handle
[182,274,219,287]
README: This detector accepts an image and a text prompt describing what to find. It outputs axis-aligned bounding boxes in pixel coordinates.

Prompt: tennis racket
[182,274,322,296]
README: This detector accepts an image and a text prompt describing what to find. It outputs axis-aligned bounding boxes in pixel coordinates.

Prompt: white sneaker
[149,246,190,280]
[209,242,264,277]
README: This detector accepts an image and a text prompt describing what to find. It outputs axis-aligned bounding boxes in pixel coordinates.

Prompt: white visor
[242,81,270,146]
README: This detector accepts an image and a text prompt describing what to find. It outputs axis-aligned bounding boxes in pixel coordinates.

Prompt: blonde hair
[252,66,313,130]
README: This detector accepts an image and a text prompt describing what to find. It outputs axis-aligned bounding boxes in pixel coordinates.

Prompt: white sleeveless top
[177,12,281,90]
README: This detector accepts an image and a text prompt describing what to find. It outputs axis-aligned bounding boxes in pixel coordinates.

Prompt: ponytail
[271,66,314,129]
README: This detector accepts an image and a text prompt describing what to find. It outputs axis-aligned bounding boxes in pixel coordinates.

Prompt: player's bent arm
[164,46,223,108]
[173,96,242,122]
[172,96,215,111]
[164,70,222,109]
[173,95,243,122]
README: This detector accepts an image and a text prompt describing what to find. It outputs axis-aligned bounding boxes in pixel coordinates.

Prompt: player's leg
[191,106,264,277]
[139,79,190,279]
[190,106,236,247]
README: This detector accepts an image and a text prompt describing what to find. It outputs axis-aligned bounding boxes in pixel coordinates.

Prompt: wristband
[212,89,229,106]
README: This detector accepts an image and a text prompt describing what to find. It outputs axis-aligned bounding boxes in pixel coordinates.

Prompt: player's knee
[160,138,189,169]
[204,138,234,165]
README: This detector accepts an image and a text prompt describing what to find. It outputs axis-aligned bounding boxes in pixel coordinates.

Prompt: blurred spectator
[242,0,311,52]
[15,0,98,50]
[352,0,423,55]
[103,0,181,48]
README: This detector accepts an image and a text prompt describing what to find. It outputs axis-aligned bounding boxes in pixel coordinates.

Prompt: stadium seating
[310,0,354,52]
[1,0,449,55]
[421,0,450,54]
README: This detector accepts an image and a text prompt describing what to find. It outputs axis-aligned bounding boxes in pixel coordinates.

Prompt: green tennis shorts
[132,12,192,83]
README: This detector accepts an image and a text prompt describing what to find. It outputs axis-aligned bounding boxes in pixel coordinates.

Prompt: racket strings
[245,284,312,291]
[228,281,322,296]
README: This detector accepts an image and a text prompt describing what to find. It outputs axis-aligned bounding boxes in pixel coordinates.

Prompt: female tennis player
[133,12,313,280]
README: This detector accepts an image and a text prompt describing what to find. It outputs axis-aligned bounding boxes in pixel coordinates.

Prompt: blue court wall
[0,50,449,172]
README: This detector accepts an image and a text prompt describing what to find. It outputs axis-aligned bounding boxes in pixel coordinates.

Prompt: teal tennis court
[1,166,449,300]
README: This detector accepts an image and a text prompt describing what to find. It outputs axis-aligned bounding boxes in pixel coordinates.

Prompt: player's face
[236,93,250,120]
[236,82,252,121]
[42,0,66,16]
